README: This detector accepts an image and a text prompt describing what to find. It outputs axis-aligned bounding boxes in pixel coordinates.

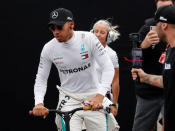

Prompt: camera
[131,48,142,68]
[129,33,140,48]
[129,33,142,68]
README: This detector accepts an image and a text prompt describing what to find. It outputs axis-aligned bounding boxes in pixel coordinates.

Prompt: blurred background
[5,0,156,131]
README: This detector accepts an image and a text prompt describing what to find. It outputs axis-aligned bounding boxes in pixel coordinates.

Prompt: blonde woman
[91,19,120,116]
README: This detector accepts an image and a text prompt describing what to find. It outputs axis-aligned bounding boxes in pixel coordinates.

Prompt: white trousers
[55,86,119,131]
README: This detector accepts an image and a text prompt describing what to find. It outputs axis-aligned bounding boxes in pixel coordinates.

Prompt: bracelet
[110,103,119,109]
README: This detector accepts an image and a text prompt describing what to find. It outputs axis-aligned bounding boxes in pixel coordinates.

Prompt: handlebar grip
[83,105,92,110]
[29,109,49,117]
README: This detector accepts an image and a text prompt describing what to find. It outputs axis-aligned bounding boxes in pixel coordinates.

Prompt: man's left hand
[88,94,104,111]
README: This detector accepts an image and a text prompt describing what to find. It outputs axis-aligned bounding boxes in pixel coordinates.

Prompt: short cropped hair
[155,0,175,4]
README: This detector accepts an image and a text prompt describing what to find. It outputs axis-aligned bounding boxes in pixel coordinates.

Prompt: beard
[159,33,167,44]
[157,24,167,44]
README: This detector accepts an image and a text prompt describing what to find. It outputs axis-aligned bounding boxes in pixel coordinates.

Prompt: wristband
[110,103,119,109]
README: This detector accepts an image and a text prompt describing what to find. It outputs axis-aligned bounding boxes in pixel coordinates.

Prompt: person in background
[132,5,175,131]
[132,0,174,131]
[91,19,120,116]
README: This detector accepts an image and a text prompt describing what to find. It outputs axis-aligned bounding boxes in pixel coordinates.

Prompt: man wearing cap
[131,5,175,131]
[30,8,118,131]
[132,1,174,131]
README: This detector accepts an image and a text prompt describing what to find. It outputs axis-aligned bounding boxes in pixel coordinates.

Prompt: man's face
[157,1,173,9]
[156,22,167,43]
[50,22,74,42]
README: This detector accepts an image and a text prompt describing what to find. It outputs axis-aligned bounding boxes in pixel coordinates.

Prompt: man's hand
[29,103,49,119]
[88,94,104,111]
[131,68,147,83]
[140,30,159,49]
[132,68,164,88]
[111,106,118,116]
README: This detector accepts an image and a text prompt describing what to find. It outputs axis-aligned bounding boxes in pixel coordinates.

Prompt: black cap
[48,8,73,27]
[155,5,175,24]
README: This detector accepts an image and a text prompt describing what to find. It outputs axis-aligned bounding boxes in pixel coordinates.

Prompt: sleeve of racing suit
[34,45,52,106]
[90,34,114,96]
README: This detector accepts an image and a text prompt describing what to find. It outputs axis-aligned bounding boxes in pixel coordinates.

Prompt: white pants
[55,86,119,131]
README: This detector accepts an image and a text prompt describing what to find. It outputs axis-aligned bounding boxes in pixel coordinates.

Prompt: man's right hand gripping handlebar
[29,103,49,119]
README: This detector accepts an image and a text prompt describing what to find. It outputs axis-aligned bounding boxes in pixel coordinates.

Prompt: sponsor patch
[81,54,89,59]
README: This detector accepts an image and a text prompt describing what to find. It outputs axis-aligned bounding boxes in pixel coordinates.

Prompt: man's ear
[161,22,168,31]
[70,21,74,29]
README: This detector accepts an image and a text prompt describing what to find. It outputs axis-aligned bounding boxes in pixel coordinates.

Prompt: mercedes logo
[52,11,58,19]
